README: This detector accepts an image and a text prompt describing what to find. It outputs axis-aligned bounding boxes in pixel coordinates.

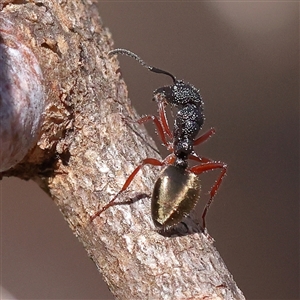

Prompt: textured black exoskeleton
[91,49,227,229]
[153,80,204,169]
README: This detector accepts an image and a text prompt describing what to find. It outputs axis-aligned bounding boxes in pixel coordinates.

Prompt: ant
[91,49,227,230]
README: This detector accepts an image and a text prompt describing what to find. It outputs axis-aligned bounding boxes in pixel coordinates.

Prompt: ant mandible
[91,48,227,230]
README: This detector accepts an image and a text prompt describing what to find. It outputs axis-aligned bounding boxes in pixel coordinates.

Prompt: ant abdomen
[152,165,201,228]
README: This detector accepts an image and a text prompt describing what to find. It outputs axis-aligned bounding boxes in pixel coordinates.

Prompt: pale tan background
[0,2,299,300]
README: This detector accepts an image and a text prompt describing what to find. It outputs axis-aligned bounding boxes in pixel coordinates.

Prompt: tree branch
[0,1,245,299]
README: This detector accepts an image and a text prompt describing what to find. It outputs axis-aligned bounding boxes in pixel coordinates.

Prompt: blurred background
[1,2,298,299]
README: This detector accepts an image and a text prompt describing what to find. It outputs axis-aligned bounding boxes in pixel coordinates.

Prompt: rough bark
[0,1,245,299]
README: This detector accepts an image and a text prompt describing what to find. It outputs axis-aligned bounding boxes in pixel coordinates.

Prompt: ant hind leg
[90,158,165,222]
[189,159,227,229]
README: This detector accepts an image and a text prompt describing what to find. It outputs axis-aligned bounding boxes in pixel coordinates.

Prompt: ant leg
[125,101,173,151]
[125,114,171,149]
[163,153,176,165]
[91,158,165,222]
[190,160,227,229]
[158,101,173,139]
[193,128,216,146]
[188,154,211,164]
[188,129,216,162]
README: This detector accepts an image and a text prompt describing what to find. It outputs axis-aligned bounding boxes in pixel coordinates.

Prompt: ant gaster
[91,49,227,229]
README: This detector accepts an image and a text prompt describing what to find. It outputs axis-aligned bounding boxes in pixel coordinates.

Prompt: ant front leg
[90,158,165,222]
[124,114,171,150]
[124,101,173,151]
[157,101,173,139]
[189,158,227,229]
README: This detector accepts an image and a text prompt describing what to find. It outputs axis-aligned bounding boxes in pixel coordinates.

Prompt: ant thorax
[153,82,205,164]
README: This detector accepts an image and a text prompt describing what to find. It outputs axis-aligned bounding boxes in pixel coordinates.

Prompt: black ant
[91,49,227,229]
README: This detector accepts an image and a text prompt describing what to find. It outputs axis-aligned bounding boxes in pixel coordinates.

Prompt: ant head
[153,80,203,107]
[108,49,203,107]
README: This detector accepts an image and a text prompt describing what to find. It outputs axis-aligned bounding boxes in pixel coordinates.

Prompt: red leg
[187,128,216,163]
[90,158,165,222]
[126,115,171,148]
[163,153,176,165]
[125,103,174,151]
[193,128,216,146]
[188,153,211,164]
[158,101,173,139]
[190,160,227,229]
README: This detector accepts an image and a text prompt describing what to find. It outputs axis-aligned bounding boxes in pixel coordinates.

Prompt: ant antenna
[108,48,177,83]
